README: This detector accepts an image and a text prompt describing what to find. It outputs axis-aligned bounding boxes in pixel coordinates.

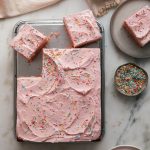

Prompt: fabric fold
[86,0,122,17]
[0,0,62,19]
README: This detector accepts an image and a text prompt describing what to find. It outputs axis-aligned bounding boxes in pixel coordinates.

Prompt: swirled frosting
[63,10,102,48]
[17,48,101,142]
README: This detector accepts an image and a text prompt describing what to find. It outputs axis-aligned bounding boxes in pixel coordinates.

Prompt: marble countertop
[0,0,150,150]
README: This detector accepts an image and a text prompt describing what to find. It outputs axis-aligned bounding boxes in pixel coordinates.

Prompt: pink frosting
[10,24,48,61]
[63,10,102,48]
[17,48,101,142]
[124,6,150,46]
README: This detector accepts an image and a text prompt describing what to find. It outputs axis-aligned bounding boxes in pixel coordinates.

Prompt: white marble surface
[0,0,150,150]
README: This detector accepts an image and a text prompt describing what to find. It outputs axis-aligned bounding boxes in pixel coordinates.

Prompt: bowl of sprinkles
[114,63,148,96]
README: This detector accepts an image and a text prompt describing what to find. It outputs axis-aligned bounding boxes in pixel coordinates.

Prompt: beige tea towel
[87,0,123,17]
[0,0,62,19]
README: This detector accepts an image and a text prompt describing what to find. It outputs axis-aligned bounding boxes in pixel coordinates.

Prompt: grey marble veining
[0,0,150,150]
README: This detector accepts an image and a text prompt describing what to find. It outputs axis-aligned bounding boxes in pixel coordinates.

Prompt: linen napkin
[0,0,62,19]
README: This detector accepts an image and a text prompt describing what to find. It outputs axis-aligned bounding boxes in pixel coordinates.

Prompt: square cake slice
[123,6,150,47]
[16,48,101,142]
[63,10,102,47]
[10,24,48,61]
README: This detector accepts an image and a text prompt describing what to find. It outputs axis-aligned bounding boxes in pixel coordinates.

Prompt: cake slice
[10,24,48,61]
[16,48,101,142]
[123,6,150,47]
[63,10,102,48]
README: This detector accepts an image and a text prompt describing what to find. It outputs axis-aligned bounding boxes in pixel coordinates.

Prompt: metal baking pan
[13,20,105,142]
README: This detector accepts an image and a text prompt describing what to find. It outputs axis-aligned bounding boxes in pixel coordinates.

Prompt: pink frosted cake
[16,48,101,142]
[63,10,102,48]
[123,6,150,47]
[10,24,48,61]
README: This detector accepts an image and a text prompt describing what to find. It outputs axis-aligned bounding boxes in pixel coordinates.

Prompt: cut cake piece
[10,24,48,61]
[123,6,150,47]
[63,10,102,48]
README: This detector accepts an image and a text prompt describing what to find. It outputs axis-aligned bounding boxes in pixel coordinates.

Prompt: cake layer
[123,6,150,47]
[10,24,48,61]
[17,48,101,142]
[63,10,102,48]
